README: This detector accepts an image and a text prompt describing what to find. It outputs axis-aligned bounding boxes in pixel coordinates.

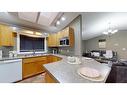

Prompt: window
[19,35,45,52]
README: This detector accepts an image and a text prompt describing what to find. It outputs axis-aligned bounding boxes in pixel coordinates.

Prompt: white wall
[82,30,127,59]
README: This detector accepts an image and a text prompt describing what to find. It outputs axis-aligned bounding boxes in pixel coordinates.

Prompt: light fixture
[25,31,34,34]
[44,33,48,36]
[103,22,118,35]
[35,32,42,36]
[61,17,66,21]
[111,29,118,34]
[56,20,60,25]
[55,14,66,26]
[12,26,17,30]
[103,32,109,35]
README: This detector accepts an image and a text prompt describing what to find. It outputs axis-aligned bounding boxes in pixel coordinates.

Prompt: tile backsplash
[0,46,14,57]
[58,47,74,56]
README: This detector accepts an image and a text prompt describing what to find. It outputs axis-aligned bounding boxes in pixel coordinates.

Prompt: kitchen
[0,12,111,83]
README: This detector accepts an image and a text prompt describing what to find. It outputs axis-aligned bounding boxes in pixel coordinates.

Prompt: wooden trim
[69,27,74,47]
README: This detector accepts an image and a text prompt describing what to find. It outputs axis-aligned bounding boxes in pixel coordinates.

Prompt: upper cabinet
[62,27,69,38]
[48,27,74,47]
[0,24,15,46]
[48,33,58,47]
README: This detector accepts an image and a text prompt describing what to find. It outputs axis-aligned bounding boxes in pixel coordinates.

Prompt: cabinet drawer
[23,56,47,63]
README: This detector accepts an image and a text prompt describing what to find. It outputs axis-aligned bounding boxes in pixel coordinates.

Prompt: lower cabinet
[22,55,62,79]
[47,55,62,63]
[45,72,57,83]
[22,56,47,79]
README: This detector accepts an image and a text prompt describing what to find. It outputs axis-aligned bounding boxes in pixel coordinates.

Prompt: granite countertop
[0,53,51,61]
[44,54,111,83]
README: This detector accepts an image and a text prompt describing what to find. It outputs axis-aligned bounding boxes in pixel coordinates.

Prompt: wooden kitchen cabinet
[68,27,74,47]
[0,24,14,46]
[48,33,58,47]
[47,55,62,63]
[22,56,48,79]
[47,27,74,47]
[22,61,36,79]
[62,27,69,38]
[58,27,73,39]
[57,31,62,39]
[57,31,62,46]
[58,27,74,47]
[45,72,57,83]
[22,55,62,79]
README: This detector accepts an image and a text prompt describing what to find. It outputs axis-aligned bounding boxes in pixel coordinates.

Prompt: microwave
[59,37,69,46]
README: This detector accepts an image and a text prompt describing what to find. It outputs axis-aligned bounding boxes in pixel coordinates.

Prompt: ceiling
[0,12,79,33]
[3,12,127,41]
[82,12,127,40]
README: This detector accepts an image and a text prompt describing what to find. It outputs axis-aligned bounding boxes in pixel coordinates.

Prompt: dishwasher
[0,59,22,83]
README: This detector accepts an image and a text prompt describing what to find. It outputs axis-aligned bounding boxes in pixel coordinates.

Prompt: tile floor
[18,73,46,83]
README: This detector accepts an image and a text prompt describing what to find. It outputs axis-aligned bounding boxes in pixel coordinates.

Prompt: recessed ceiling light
[56,21,60,25]
[61,17,66,21]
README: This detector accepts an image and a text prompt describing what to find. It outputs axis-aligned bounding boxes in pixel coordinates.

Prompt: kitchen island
[44,54,111,83]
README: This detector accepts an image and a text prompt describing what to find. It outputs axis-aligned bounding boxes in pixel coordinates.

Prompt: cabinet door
[68,27,74,47]
[63,27,69,37]
[22,62,37,79]
[22,56,48,79]
[48,34,53,46]
[60,30,65,38]
[54,33,58,46]
[9,31,15,46]
[0,25,9,46]
[48,33,58,47]
[35,57,47,73]
[57,31,62,39]
[56,32,60,45]
[0,25,14,46]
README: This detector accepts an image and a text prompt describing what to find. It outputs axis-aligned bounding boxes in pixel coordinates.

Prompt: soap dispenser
[53,49,55,54]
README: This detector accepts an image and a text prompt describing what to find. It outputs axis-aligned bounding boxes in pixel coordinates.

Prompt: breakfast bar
[44,55,111,83]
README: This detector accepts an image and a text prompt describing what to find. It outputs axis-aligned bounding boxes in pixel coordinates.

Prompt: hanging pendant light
[103,22,118,35]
